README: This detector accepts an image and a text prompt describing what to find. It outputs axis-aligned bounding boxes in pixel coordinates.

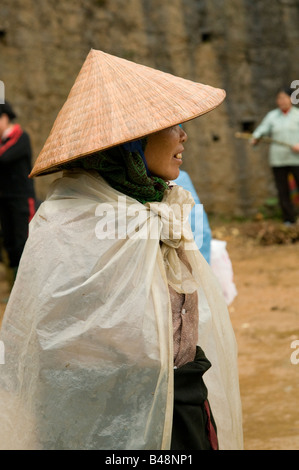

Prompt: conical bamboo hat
[30,49,226,177]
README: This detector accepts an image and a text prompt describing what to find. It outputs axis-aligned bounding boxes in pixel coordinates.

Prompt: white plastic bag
[210,239,237,306]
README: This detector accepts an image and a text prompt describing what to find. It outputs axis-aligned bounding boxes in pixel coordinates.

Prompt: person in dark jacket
[0,102,36,284]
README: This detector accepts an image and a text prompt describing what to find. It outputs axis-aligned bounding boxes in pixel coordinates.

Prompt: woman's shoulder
[267,108,281,119]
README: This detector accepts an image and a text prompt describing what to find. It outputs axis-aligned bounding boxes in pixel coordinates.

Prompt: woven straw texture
[30,49,226,177]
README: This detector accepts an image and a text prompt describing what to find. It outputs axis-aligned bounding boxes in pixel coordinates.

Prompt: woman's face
[0,113,10,138]
[276,92,292,112]
[144,125,188,181]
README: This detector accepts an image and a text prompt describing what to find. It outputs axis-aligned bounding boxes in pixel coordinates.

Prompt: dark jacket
[0,128,35,198]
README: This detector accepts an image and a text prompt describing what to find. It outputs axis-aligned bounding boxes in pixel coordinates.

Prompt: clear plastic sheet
[0,170,243,450]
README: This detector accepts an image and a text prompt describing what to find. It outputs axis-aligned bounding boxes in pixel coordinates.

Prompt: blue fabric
[174,170,212,264]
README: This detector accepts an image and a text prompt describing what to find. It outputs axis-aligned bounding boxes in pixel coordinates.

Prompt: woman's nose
[180,127,188,143]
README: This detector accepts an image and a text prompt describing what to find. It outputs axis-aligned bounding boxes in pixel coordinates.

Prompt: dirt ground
[211,218,299,450]
[0,218,298,450]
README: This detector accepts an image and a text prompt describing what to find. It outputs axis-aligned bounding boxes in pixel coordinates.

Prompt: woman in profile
[0,49,243,450]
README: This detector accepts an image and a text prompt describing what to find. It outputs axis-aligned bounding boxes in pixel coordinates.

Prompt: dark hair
[276,86,293,97]
[0,101,17,120]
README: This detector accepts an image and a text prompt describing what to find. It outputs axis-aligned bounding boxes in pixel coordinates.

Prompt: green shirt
[253,106,299,167]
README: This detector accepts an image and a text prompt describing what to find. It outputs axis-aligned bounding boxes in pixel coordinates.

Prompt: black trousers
[171,346,218,450]
[0,197,35,268]
[272,166,299,223]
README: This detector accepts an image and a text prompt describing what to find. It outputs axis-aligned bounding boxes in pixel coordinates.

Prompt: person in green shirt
[251,87,299,225]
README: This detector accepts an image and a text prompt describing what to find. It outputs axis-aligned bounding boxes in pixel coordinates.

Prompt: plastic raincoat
[0,169,243,450]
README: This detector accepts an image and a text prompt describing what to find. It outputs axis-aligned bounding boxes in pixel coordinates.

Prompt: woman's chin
[153,167,181,181]
[172,168,181,181]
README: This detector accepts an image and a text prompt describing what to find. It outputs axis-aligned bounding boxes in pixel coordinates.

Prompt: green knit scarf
[62,141,169,204]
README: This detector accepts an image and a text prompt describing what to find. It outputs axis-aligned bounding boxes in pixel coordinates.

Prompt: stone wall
[1,0,299,216]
